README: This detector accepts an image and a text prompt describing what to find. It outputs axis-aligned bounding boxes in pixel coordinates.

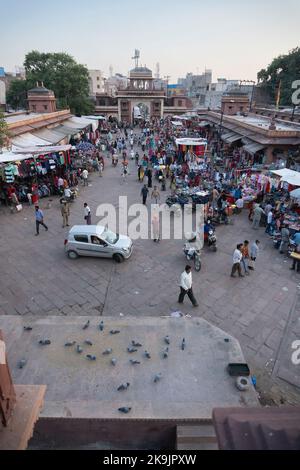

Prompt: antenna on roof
[132,49,140,68]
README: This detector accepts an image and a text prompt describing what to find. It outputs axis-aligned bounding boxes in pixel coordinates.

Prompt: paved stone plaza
[0,141,300,404]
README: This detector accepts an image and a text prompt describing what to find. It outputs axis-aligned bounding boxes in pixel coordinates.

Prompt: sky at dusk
[1,0,299,83]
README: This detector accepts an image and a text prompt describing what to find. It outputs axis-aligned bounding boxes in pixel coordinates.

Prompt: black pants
[142,196,147,205]
[178,287,198,306]
[36,220,48,234]
[291,259,300,272]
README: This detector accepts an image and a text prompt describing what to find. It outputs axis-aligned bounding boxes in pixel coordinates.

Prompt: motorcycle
[204,222,217,252]
[183,233,202,272]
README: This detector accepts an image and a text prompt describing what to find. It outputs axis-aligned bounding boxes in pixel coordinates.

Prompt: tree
[0,113,9,149]
[6,79,28,110]
[257,47,300,106]
[7,50,94,115]
[24,51,94,115]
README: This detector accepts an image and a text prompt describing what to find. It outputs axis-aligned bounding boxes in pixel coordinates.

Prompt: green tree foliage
[6,79,28,110]
[7,51,94,115]
[257,47,300,106]
[0,112,9,149]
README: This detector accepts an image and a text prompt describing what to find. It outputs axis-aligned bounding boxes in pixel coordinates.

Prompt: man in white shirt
[178,265,199,307]
[265,210,273,235]
[231,244,244,278]
[83,202,91,225]
[236,198,244,213]
[58,177,64,189]
[82,169,89,186]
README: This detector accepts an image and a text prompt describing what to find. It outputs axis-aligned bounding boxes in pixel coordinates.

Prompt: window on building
[97,77,100,81]
[97,85,100,89]
[44,105,48,110]
[32,105,36,111]
[228,106,233,110]
[98,99,106,106]
[178,100,182,106]
[240,106,244,111]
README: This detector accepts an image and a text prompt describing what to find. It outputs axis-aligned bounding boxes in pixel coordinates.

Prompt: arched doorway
[133,102,150,122]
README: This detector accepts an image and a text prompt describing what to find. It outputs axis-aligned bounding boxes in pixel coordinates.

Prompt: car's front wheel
[113,253,124,263]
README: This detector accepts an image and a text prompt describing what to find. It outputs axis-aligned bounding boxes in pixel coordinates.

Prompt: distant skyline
[1,0,300,83]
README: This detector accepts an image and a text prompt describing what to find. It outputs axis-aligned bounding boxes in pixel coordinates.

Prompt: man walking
[249,240,260,270]
[265,209,273,235]
[82,168,89,187]
[280,224,290,254]
[84,203,91,225]
[241,240,250,275]
[151,185,160,204]
[35,206,48,236]
[141,184,149,205]
[61,200,70,228]
[231,244,244,278]
[252,204,264,229]
[178,265,199,307]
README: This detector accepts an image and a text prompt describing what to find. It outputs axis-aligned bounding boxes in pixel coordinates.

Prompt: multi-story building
[178,70,212,105]
[0,67,26,111]
[88,70,105,96]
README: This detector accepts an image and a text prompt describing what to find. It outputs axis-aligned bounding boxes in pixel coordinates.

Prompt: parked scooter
[183,233,202,272]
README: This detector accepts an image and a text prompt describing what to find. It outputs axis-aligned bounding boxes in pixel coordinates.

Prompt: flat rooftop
[232,114,300,132]
[1,316,258,421]
[4,113,46,124]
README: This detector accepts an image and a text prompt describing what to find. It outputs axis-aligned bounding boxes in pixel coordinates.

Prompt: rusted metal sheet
[212,407,300,450]
[0,330,16,427]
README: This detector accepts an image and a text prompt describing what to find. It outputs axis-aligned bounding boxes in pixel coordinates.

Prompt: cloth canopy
[12,144,72,155]
[0,152,33,164]
[84,115,106,120]
[32,128,65,145]
[176,138,207,146]
[11,132,50,148]
[271,168,300,186]
[290,188,300,200]
[171,121,183,127]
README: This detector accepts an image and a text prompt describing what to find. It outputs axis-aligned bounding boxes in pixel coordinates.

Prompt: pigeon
[127,347,138,353]
[86,354,96,361]
[76,345,83,354]
[131,340,142,347]
[117,382,130,391]
[144,351,151,359]
[18,359,27,369]
[39,339,51,345]
[23,326,33,331]
[130,359,141,365]
[102,348,112,355]
[164,335,170,345]
[110,330,120,335]
[111,358,117,366]
[154,373,162,383]
[64,341,76,347]
[82,320,90,330]
[84,340,93,346]
[163,347,169,359]
[99,321,104,331]
[181,338,186,351]
[118,407,131,414]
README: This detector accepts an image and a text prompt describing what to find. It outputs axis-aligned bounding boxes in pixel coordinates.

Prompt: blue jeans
[241,258,249,273]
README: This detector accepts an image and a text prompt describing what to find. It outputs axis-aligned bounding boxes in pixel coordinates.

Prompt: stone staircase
[176,422,218,450]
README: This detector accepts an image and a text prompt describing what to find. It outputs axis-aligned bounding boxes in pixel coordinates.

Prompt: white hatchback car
[64,225,133,263]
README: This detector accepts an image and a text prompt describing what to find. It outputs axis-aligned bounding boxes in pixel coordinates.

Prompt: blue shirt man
[35,206,48,235]
[293,232,300,245]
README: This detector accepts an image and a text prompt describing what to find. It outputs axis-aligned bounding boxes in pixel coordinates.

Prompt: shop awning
[243,142,266,156]
[171,121,183,127]
[198,121,211,127]
[221,132,235,143]
[67,116,97,131]
[226,133,242,144]
[176,137,207,146]
[271,168,300,186]
[12,144,72,155]
[11,132,50,148]
[32,128,66,145]
[0,152,33,164]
